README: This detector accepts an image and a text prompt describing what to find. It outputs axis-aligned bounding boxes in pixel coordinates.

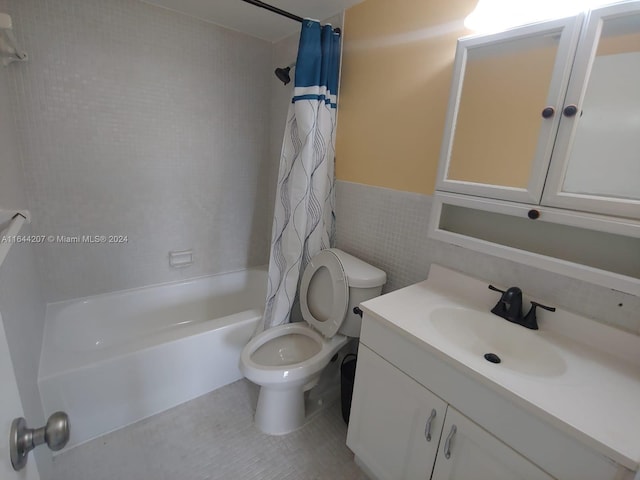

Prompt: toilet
[240,248,386,435]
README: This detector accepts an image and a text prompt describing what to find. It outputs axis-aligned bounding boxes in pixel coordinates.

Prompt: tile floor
[52,380,367,480]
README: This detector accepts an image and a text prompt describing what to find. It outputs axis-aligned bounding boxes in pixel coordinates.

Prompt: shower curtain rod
[240,0,341,33]
[240,0,303,23]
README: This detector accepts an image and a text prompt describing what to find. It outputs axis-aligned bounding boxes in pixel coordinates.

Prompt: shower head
[275,66,291,84]
[274,63,295,85]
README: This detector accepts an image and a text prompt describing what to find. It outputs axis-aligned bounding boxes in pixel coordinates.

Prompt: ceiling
[141,0,363,42]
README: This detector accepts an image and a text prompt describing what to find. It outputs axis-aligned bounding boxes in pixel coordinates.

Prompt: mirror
[562,13,640,201]
[448,33,560,189]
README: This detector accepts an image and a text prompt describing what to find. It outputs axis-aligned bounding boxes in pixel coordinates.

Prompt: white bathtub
[38,268,267,449]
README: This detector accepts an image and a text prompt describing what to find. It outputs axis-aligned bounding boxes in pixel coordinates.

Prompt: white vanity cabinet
[437,1,640,220]
[347,345,554,480]
[431,407,553,480]
[346,345,446,480]
[347,306,637,480]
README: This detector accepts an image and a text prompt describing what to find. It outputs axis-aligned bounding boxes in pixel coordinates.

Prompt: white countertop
[360,265,640,471]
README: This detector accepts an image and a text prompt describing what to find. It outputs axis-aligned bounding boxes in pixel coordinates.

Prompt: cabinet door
[543,2,640,219]
[346,344,447,480]
[436,16,582,204]
[432,407,554,480]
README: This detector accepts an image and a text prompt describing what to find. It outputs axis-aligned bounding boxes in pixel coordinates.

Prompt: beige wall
[335,2,640,196]
[336,0,476,195]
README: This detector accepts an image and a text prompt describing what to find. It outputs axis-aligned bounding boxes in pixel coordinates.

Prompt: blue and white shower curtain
[261,21,341,330]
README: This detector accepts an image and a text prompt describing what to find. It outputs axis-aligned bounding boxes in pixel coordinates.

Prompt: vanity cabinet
[431,407,553,480]
[349,310,635,480]
[347,345,554,480]
[346,344,446,480]
[437,2,640,220]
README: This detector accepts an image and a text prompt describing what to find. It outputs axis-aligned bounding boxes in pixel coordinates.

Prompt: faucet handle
[488,284,505,294]
[530,301,556,313]
[523,301,556,330]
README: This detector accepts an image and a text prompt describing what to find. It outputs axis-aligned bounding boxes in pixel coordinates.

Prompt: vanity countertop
[360,265,640,471]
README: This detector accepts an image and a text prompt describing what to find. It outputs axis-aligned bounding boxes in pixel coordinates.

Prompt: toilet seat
[242,250,356,388]
[241,323,348,388]
[300,249,348,338]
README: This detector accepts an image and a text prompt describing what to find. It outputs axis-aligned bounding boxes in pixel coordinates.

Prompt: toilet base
[254,386,305,435]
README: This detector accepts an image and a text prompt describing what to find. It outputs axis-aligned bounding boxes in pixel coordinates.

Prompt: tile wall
[335,180,640,334]
[5,0,274,301]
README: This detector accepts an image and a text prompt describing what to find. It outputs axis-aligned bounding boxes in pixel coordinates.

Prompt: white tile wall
[5,0,274,301]
[335,180,640,334]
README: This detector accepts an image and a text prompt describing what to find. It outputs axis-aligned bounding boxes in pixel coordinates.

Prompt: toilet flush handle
[353,307,363,317]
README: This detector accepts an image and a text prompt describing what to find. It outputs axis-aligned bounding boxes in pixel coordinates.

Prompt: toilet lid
[300,250,348,338]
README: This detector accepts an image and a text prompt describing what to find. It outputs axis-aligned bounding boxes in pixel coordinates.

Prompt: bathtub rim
[39,307,263,381]
[44,264,268,312]
[39,266,267,380]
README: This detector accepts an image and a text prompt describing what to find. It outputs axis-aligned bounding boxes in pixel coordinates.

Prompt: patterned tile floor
[52,380,367,480]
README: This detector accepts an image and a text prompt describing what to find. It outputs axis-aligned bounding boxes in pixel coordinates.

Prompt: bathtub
[38,267,267,449]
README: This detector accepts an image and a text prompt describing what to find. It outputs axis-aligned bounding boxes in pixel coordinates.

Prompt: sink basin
[429,307,567,377]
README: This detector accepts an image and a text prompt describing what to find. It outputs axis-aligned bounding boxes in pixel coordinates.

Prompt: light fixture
[464,0,620,33]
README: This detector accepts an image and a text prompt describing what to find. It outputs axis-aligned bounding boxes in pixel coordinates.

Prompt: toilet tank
[340,284,384,337]
[330,250,386,338]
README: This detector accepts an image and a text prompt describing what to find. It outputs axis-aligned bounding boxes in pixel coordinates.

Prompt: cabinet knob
[563,104,578,117]
[527,209,540,220]
[541,106,555,118]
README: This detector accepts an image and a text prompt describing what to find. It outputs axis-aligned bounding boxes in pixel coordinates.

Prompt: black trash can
[341,353,357,424]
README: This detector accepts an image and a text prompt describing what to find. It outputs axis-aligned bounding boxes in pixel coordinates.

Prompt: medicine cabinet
[431,1,640,296]
[542,2,640,219]
[436,1,640,220]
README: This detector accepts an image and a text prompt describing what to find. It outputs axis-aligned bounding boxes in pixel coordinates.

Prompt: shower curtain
[261,20,341,330]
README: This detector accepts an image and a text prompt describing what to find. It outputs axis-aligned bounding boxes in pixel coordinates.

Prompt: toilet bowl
[240,248,386,435]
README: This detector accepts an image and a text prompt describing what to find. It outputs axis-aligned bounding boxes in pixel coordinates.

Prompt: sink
[429,307,567,377]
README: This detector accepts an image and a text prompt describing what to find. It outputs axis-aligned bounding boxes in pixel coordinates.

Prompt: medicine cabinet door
[437,16,583,203]
[542,2,640,220]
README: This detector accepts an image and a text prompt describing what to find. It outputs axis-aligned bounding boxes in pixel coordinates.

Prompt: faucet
[488,285,555,330]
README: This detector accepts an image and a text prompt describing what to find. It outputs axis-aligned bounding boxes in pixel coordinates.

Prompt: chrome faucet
[488,285,555,330]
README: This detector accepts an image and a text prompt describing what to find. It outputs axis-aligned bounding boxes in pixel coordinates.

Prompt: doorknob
[10,411,70,471]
